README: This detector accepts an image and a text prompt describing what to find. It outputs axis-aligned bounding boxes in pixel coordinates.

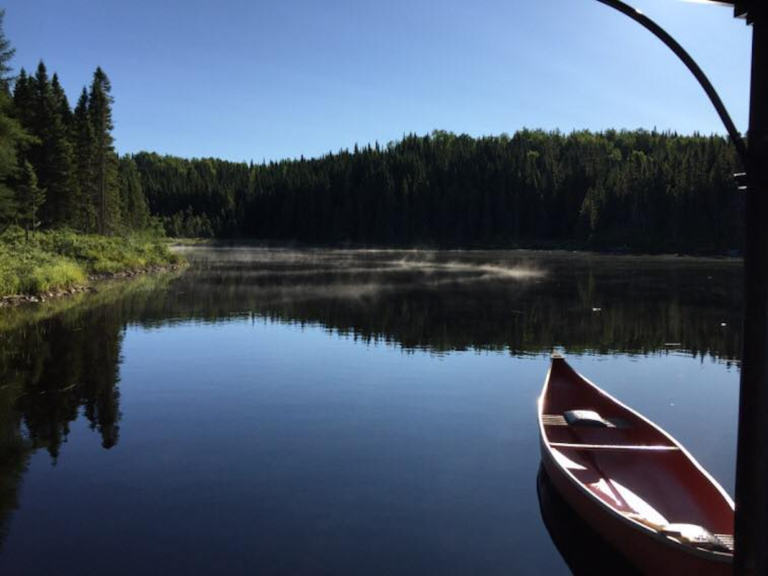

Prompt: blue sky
[2,0,752,162]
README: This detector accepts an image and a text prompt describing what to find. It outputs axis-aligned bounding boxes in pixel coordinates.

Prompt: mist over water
[177,247,545,279]
[171,247,741,359]
[0,248,742,575]
[174,247,548,310]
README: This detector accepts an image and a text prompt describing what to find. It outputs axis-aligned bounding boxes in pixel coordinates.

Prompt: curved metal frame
[596,0,749,166]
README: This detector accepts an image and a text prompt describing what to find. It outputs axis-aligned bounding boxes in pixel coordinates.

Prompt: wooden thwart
[550,442,680,452]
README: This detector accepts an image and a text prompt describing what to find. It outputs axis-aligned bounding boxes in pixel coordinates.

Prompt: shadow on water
[537,465,640,575]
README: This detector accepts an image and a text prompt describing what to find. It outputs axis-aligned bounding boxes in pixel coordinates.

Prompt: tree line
[135,129,743,253]
[0,9,151,238]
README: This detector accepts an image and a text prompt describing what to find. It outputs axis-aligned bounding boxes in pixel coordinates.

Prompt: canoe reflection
[537,464,640,575]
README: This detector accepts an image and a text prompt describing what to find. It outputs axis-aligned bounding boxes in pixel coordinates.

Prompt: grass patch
[0,229,182,297]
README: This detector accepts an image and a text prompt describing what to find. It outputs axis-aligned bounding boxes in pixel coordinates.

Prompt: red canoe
[538,354,734,575]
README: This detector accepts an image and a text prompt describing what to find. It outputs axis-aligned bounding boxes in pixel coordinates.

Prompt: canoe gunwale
[537,355,734,566]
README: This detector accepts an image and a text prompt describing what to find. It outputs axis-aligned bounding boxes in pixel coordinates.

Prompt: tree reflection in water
[170,248,742,360]
[0,248,743,555]
[0,272,180,550]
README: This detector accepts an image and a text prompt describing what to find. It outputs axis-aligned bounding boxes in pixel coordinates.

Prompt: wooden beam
[550,443,680,452]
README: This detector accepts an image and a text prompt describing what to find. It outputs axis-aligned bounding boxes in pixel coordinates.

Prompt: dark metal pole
[595,0,748,165]
[735,6,768,574]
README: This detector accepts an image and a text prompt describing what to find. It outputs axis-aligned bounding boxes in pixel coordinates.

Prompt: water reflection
[0,248,742,568]
[170,248,742,359]
[0,273,180,550]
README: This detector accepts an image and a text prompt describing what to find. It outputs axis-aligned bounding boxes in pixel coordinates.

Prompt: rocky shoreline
[0,263,186,308]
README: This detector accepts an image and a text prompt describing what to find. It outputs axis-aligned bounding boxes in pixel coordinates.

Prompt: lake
[0,247,743,575]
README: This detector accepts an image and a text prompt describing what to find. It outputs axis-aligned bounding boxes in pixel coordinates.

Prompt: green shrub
[0,228,181,297]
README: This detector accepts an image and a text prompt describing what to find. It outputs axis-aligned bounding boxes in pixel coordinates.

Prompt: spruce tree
[16,160,45,241]
[118,156,150,230]
[0,11,30,233]
[73,88,97,231]
[0,9,14,93]
[21,62,78,227]
[11,68,34,126]
[51,73,73,132]
[0,90,23,232]
[88,67,120,234]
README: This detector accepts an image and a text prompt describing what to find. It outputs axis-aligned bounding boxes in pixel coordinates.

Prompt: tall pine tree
[0,9,14,93]
[18,62,78,227]
[73,88,97,231]
[51,73,73,134]
[11,68,33,126]
[0,10,30,233]
[88,67,120,234]
[118,156,150,230]
[0,90,26,232]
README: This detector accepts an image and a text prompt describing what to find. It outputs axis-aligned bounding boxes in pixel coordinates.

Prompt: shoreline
[0,263,187,308]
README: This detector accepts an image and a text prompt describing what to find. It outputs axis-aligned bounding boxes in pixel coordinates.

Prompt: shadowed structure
[594,1,765,574]
[702,4,768,576]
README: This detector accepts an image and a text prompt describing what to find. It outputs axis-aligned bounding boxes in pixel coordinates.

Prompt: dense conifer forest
[3,60,151,236]
[0,9,744,254]
[135,130,743,252]
[0,9,151,238]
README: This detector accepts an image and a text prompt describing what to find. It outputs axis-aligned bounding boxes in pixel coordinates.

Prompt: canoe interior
[541,358,734,539]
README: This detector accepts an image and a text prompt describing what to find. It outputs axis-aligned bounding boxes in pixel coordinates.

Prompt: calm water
[0,248,743,575]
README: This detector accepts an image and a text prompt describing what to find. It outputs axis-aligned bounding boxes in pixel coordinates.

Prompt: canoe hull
[538,356,733,575]
[541,441,732,576]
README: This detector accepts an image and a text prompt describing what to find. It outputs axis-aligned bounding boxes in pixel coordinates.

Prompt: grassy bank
[0,229,183,298]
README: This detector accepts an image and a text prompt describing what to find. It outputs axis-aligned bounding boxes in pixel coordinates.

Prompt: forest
[0,8,152,239]
[0,9,744,254]
[1,60,151,236]
[136,129,743,253]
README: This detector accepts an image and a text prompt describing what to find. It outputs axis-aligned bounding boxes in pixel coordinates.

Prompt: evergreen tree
[11,67,33,126]
[0,9,14,93]
[16,160,45,241]
[72,88,97,231]
[0,13,30,233]
[118,156,150,230]
[51,74,73,132]
[19,62,78,227]
[0,91,22,233]
[88,67,120,234]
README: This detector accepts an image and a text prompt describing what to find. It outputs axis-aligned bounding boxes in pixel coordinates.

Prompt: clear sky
[1,0,753,162]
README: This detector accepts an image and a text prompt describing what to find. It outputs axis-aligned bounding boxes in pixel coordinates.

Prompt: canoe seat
[564,410,609,427]
[542,413,618,428]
